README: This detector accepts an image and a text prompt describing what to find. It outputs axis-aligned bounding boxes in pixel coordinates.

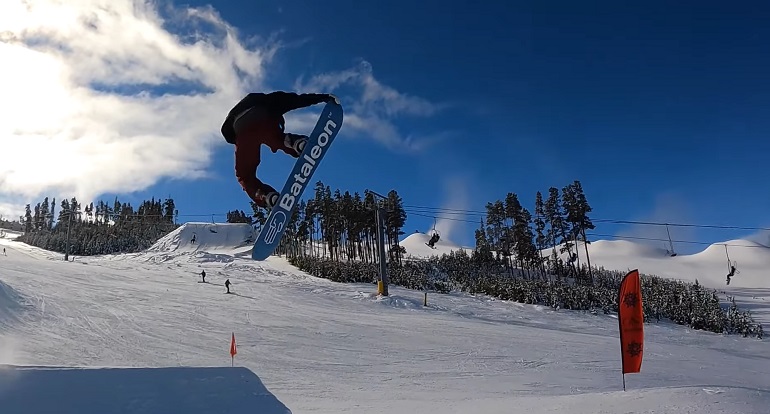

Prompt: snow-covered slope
[399,231,469,259]
[546,238,769,288]
[135,222,256,263]
[0,279,28,327]
[0,224,768,413]
[399,229,766,297]
[0,229,22,240]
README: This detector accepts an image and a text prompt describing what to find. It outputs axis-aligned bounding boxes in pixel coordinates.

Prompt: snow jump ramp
[0,365,292,414]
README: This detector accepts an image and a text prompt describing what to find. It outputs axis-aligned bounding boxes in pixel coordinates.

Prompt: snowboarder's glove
[265,192,279,209]
[254,187,279,209]
[325,94,340,105]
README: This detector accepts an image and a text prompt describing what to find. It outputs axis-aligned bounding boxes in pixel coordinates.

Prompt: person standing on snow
[220,91,339,209]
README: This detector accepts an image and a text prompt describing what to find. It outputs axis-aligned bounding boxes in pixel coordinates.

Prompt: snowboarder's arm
[267,91,332,114]
[234,138,264,203]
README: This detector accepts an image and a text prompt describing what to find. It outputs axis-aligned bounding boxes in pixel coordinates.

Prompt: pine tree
[226,210,253,224]
[533,191,548,276]
[24,204,32,234]
[384,190,407,257]
[49,198,56,230]
[40,197,50,231]
[562,180,595,284]
[163,198,176,223]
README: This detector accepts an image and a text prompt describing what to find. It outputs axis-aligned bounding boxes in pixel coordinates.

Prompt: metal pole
[368,190,389,296]
[375,204,388,296]
[64,210,72,262]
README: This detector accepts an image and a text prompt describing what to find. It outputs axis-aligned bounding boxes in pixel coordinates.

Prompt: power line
[403,209,770,250]
[402,204,770,232]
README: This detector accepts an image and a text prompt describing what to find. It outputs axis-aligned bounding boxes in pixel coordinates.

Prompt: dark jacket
[221,91,328,144]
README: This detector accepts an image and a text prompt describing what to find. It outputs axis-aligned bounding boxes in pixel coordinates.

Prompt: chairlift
[426,217,440,249]
[724,244,740,285]
[666,224,677,257]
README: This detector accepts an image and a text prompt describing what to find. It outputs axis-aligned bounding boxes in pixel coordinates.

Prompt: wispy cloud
[615,192,698,254]
[292,59,448,152]
[429,174,471,244]
[0,0,276,207]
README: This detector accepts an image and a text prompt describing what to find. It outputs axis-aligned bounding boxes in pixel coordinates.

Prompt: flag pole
[622,373,626,391]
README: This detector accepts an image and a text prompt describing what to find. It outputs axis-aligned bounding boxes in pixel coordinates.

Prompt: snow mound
[546,237,769,291]
[0,365,291,414]
[143,222,256,261]
[582,239,671,259]
[688,239,770,265]
[0,279,27,325]
[400,231,468,259]
[0,230,22,240]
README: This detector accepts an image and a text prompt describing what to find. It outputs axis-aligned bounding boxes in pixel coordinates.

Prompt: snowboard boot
[263,191,279,210]
[284,133,308,156]
[255,187,280,210]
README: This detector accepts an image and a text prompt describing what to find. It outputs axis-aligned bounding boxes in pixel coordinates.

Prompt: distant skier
[220,91,339,209]
[2,248,5,256]
[200,269,206,283]
[191,234,197,244]
[224,279,231,294]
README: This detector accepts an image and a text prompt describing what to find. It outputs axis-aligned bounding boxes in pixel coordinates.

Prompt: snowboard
[251,100,344,260]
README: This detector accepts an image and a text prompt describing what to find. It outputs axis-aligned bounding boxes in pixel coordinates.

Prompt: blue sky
[5,0,770,254]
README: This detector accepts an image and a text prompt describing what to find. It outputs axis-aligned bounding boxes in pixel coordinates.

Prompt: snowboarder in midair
[220,91,338,209]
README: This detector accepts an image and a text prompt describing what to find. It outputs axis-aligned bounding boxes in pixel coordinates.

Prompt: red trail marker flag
[618,269,644,390]
[230,332,237,366]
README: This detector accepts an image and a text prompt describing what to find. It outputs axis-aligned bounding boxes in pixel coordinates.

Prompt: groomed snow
[0,223,768,413]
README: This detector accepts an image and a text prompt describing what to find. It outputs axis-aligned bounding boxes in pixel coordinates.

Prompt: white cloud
[292,59,448,152]
[615,192,698,254]
[0,0,276,207]
[0,0,445,219]
[0,201,25,223]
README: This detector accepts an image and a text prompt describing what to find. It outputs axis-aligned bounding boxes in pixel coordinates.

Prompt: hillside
[400,231,768,289]
[136,222,257,263]
[400,231,469,258]
[0,224,768,413]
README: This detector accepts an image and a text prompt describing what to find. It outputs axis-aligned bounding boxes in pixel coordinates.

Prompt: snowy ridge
[0,230,22,240]
[400,230,767,290]
[139,222,256,263]
[399,231,470,259]
[545,238,770,289]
